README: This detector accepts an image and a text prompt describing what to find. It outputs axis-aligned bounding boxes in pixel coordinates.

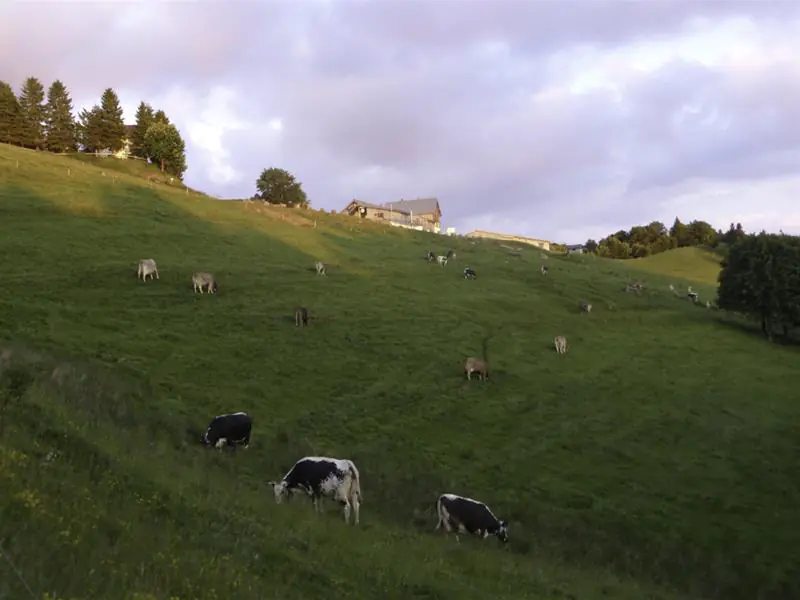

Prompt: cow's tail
[434,494,444,530]
[348,460,362,502]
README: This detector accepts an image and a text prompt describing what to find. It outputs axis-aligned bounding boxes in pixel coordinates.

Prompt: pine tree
[17,76,46,150]
[131,102,154,159]
[44,80,77,153]
[97,88,127,152]
[0,81,23,146]
[153,109,170,125]
[77,106,104,153]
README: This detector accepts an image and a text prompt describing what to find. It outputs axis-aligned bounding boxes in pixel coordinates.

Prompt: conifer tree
[44,80,77,153]
[97,87,127,151]
[0,81,22,146]
[153,109,170,125]
[131,101,154,159]
[17,76,46,150]
[77,105,104,153]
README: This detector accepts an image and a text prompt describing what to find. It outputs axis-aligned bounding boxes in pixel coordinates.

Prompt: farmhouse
[565,244,585,255]
[343,197,442,233]
[465,229,551,251]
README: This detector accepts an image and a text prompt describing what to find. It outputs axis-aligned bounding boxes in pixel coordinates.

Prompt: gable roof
[378,197,439,215]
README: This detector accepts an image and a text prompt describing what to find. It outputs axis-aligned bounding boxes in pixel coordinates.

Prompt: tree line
[0,76,187,178]
[584,218,748,259]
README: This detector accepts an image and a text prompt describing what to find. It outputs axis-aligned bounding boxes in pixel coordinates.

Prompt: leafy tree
[584,239,598,253]
[131,102,154,159]
[717,233,800,339]
[97,88,127,152]
[0,81,23,145]
[17,76,46,150]
[44,80,77,153]
[143,121,187,178]
[77,106,104,152]
[255,167,309,207]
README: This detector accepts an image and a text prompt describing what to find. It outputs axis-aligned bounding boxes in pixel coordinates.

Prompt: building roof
[565,244,585,250]
[378,197,439,214]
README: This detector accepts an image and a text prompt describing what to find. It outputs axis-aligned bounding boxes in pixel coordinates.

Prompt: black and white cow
[268,456,362,524]
[435,493,508,543]
[425,250,436,262]
[202,412,252,450]
[463,267,477,280]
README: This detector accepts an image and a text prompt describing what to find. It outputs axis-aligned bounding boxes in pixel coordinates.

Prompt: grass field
[1,143,799,600]
[625,247,724,286]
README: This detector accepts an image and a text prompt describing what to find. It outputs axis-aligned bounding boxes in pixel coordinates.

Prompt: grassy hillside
[1,143,799,600]
[624,247,723,286]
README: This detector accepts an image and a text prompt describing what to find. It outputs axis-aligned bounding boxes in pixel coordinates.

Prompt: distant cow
[436,255,448,266]
[192,272,217,294]
[435,493,508,543]
[540,265,549,276]
[137,259,159,281]
[579,301,592,313]
[295,306,309,327]
[554,335,568,354]
[202,412,252,450]
[463,267,477,280]
[425,250,436,262]
[446,249,456,260]
[315,261,327,276]
[268,456,362,525]
[464,356,488,380]
[687,286,699,303]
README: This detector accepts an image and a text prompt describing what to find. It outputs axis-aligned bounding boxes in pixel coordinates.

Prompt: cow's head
[496,520,509,543]
[267,480,288,503]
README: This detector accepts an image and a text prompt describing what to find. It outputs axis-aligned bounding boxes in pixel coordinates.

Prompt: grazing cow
[435,493,508,543]
[425,250,436,262]
[464,356,488,380]
[295,306,309,327]
[268,456,362,524]
[436,255,448,266]
[687,286,699,303]
[315,261,327,276]
[137,258,159,281]
[705,300,712,309]
[540,264,549,276]
[446,249,456,260]
[192,272,217,294]
[554,335,568,354]
[463,267,477,280]
[202,412,252,450]
[579,301,592,313]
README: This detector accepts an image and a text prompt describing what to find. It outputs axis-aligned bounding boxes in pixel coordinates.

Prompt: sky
[2,0,800,243]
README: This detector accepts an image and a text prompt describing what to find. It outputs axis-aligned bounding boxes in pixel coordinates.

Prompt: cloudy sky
[3,0,800,243]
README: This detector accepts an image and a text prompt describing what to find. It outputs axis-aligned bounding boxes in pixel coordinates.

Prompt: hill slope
[624,246,723,286]
[1,143,799,600]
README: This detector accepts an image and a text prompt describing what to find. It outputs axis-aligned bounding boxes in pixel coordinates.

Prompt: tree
[77,105,104,152]
[131,102,154,159]
[669,217,691,247]
[143,121,187,178]
[17,76,46,150]
[255,167,309,207]
[584,239,598,253]
[0,81,22,146]
[717,233,800,339]
[97,88,127,152]
[153,109,170,125]
[44,80,77,153]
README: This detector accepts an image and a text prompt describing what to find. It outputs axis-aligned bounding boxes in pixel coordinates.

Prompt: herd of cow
[136,255,511,544]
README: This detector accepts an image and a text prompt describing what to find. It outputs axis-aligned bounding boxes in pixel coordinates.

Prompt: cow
[425,250,436,262]
[192,272,217,294]
[540,264,549,276]
[579,301,592,313]
[554,335,568,354]
[268,456,362,525]
[137,259,159,281]
[202,412,252,450]
[446,249,456,260]
[463,267,477,280]
[315,261,327,276]
[435,493,508,543]
[687,286,699,303]
[436,255,448,267]
[295,306,309,327]
[464,356,488,380]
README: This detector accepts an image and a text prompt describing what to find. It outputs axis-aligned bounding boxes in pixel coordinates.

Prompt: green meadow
[1,143,798,600]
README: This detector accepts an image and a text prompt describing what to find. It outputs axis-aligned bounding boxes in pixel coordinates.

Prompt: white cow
[137,259,159,281]
[436,255,448,266]
[315,261,327,276]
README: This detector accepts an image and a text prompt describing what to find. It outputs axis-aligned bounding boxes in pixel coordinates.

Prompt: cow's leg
[343,499,351,524]
[350,494,360,525]
[155,270,159,279]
